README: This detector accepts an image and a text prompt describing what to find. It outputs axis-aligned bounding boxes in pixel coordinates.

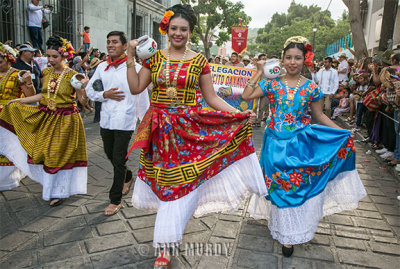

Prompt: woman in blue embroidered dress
[243,36,367,257]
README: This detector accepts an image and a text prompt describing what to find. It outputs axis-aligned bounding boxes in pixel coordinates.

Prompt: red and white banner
[232,26,248,55]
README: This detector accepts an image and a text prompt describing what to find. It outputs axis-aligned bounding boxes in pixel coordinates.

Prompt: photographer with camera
[27,0,54,52]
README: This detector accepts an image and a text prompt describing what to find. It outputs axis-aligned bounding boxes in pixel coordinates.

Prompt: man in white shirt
[27,0,53,51]
[314,57,339,116]
[338,53,349,82]
[242,55,254,69]
[86,31,150,216]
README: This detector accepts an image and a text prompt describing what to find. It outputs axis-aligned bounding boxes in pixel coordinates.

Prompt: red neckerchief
[104,54,127,71]
[232,61,240,66]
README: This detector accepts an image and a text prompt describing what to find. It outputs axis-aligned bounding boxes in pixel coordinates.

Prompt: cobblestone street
[0,114,399,269]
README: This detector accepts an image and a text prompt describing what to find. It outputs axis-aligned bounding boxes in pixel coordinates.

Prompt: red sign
[232,26,248,54]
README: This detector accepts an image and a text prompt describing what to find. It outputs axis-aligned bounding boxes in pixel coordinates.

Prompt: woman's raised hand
[22,71,33,85]
[256,60,266,73]
[128,39,139,58]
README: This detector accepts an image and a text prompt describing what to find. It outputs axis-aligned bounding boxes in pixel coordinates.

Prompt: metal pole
[132,0,136,39]
[312,31,316,53]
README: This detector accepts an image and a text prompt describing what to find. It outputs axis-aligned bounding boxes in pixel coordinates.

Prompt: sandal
[154,249,170,269]
[282,245,294,257]
[122,178,134,196]
[49,198,65,207]
[104,203,122,216]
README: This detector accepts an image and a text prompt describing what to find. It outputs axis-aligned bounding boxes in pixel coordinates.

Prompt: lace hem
[0,127,87,200]
[131,153,267,247]
[247,170,366,245]
[0,166,25,191]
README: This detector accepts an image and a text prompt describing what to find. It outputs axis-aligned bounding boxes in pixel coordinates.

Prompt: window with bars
[136,16,143,38]
[153,21,161,48]
[0,0,15,42]
[47,0,76,44]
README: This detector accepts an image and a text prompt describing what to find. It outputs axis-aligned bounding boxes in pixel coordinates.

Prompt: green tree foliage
[252,1,350,60]
[182,0,251,58]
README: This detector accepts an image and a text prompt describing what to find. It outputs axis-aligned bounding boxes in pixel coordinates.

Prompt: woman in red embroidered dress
[126,4,267,268]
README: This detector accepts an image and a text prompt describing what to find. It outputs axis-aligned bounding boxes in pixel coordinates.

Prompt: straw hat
[339,53,347,59]
[89,57,102,69]
[242,55,250,61]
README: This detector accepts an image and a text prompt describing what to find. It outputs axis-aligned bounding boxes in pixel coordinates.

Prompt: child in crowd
[331,89,350,120]
[79,26,91,52]
[353,73,370,131]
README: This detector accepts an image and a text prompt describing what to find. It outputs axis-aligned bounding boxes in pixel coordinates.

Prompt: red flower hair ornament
[283,36,314,68]
[0,42,17,64]
[159,10,175,35]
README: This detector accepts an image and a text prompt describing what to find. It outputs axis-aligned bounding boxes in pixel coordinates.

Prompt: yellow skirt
[0,102,87,173]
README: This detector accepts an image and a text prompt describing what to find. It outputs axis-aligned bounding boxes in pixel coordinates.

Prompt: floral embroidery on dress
[258,78,355,202]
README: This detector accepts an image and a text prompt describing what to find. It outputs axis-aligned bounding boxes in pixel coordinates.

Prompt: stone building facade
[1,0,179,53]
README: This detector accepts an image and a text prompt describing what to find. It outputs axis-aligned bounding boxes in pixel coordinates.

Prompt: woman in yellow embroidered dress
[126,4,267,268]
[0,36,89,206]
[0,42,35,191]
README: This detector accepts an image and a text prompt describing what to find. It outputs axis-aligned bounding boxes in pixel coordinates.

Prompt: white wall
[364,0,400,53]
[80,0,132,52]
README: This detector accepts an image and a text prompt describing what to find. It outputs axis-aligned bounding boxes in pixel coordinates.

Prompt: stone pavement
[0,114,399,269]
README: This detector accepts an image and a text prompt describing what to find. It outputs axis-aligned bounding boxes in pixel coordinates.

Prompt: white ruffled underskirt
[131,153,268,248]
[0,166,26,191]
[247,170,367,245]
[0,126,87,200]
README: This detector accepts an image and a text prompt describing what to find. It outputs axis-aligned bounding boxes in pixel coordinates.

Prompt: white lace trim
[0,166,25,191]
[131,153,267,247]
[0,126,87,200]
[247,170,367,245]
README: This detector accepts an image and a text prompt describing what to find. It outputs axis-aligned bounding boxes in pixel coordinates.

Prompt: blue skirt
[260,124,355,208]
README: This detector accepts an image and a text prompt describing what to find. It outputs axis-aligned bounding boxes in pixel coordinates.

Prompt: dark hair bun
[168,4,197,32]
[46,36,63,50]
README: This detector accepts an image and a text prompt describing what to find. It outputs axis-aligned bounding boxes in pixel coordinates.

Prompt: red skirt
[128,105,255,201]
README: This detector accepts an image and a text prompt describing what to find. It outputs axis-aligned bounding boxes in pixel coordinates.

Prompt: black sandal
[282,245,294,257]
[50,198,65,207]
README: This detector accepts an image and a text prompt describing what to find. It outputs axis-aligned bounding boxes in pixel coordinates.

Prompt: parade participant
[126,4,267,268]
[0,42,35,191]
[86,31,150,216]
[226,52,244,67]
[243,36,366,257]
[0,36,89,206]
[242,55,254,69]
[222,56,229,65]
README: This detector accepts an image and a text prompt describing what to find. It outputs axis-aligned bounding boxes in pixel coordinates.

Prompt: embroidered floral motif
[288,170,304,187]
[259,78,354,200]
[337,148,348,160]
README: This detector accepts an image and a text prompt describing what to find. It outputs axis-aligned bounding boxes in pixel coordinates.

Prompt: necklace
[47,67,68,111]
[164,47,188,105]
[284,75,302,104]
[0,67,15,85]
